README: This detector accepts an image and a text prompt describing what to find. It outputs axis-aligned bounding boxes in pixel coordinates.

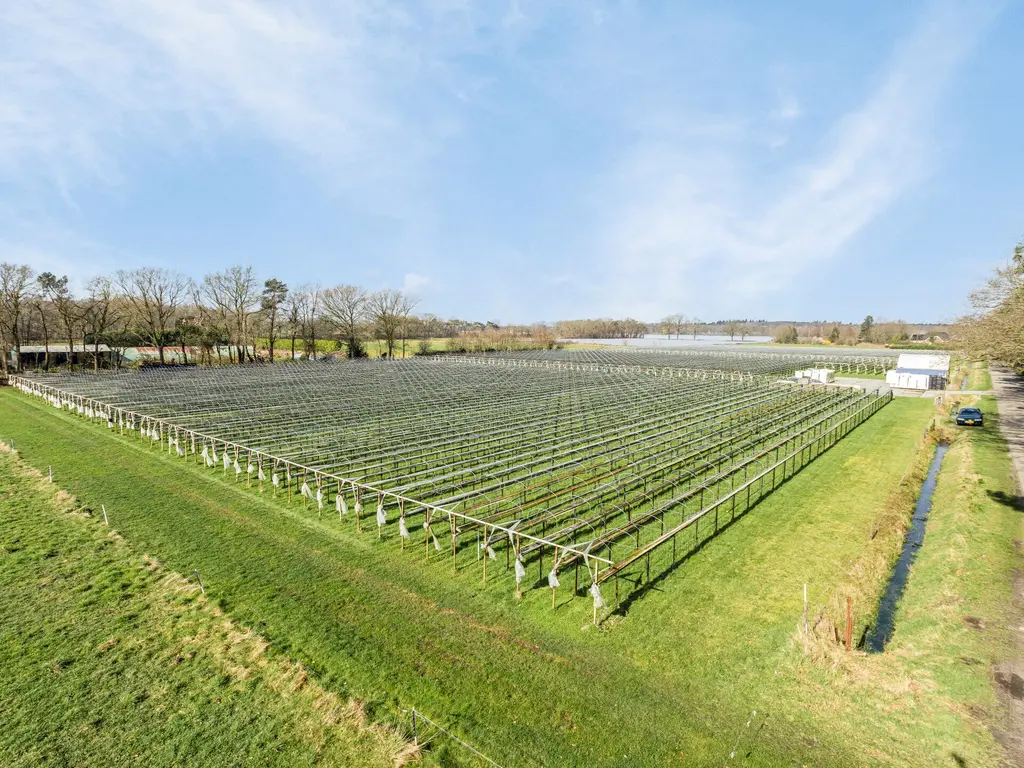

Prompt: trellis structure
[450,347,898,375]
[9,356,890,618]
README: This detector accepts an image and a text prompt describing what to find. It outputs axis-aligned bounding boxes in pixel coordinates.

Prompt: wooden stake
[803,584,808,634]
[845,596,853,651]
[101,504,108,526]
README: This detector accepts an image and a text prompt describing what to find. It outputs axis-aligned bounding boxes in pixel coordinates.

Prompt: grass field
[967,361,993,390]
[0,387,1017,766]
[0,445,405,767]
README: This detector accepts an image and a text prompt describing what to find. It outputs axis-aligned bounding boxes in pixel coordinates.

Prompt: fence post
[803,584,808,634]
[845,596,852,650]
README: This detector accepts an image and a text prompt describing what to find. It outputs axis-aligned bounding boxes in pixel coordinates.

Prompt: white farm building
[884,352,951,391]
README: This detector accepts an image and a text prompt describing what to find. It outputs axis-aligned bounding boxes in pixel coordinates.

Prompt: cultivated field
[10,353,889,612]
[1,378,1018,765]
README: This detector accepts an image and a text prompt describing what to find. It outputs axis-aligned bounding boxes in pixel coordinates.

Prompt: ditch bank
[864,442,949,652]
[803,418,953,658]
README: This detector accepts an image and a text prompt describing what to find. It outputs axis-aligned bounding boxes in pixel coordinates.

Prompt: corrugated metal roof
[15,344,112,353]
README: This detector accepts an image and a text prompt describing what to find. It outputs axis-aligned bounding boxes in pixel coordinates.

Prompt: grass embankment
[0,445,405,767]
[0,390,1012,765]
[883,395,1020,760]
[949,358,992,392]
[967,361,993,391]
[774,394,1022,766]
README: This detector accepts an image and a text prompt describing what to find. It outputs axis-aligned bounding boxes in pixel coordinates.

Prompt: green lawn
[0,388,1015,766]
[0,445,405,768]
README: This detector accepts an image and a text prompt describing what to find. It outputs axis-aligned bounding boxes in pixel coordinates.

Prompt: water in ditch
[865,442,950,653]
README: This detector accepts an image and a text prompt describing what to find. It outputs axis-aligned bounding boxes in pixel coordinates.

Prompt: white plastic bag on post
[258,467,265,481]
[272,472,280,487]
[316,488,324,510]
[547,569,560,589]
[300,481,310,498]
[234,459,241,476]
[376,503,387,527]
[399,518,409,539]
[589,582,605,609]
[515,558,527,584]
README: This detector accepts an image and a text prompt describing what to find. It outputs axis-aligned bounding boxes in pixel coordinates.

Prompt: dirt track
[989,366,1024,765]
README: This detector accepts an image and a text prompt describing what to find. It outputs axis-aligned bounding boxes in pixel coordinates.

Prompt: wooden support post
[803,584,808,634]
[845,596,853,651]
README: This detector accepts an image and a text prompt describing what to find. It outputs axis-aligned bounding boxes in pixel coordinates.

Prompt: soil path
[991,367,1024,492]
[989,366,1024,765]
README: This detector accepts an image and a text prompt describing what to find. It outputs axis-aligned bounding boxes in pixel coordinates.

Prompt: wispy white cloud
[599,2,997,320]
[0,0,485,208]
[401,272,432,298]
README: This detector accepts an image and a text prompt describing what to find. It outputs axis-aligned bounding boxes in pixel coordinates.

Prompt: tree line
[960,242,1024,372]
[0,263,460,372]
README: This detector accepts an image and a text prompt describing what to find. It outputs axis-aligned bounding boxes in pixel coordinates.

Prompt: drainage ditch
[865,442,950,653]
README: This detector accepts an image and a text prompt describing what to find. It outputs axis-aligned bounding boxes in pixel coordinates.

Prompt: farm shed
[7,344,114,369]
[884,352,950,390]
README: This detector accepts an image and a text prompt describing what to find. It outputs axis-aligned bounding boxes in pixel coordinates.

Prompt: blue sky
[1,1,1021,324]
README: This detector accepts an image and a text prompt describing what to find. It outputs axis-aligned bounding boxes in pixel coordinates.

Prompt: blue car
[955,407,984,426]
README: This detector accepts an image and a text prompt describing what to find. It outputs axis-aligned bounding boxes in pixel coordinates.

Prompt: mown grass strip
[0,444,407,768]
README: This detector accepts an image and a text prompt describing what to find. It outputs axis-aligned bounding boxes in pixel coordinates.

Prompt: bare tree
[38,273,78,368]
[29,290,54,370]
[321,284,368,358]
[0,263,34,373]
[200,266,260,364]
[724,320,740,341]
[81,276,121,370]
[285,292,303,361]
[117,268,190,364]
[960,242,1024,371]
[369,289,417,358]
[690,317,701,340]
[260,278,288,363]
[661,313,686,339]
[298,285,322,359]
